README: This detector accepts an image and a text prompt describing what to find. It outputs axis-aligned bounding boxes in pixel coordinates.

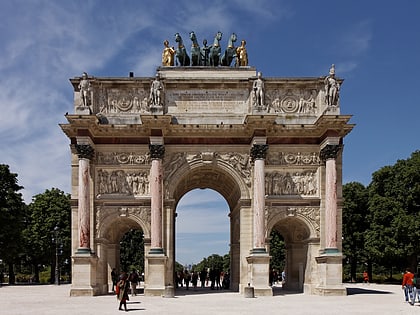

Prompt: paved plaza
[0,283,418,315]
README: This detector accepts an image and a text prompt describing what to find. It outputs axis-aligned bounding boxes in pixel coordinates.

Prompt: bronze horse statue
[174,33,190,66]
[209,31,222,66]
[189,31,201,66]
[221,33,237,66]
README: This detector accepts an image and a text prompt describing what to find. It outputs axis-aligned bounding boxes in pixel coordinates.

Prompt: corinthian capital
[250,144,269,162]
[320,144,341,162]
[149,144,165,159]
[75,144,95,160]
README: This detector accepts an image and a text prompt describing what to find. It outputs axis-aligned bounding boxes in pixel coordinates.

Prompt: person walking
[111,268,118,292]
[402,268,415,305]
[129,269,139,296]
[116,272,130,312]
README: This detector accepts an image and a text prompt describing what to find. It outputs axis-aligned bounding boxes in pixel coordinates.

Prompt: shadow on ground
[346,287,394,295]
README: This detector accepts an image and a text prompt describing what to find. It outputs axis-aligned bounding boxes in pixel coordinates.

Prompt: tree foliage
[365,151,420,271]
[0,164,26,283]
[120,229,145,273]
[24,188,71,283]
[269,229,286,272]
[342,182,369,281]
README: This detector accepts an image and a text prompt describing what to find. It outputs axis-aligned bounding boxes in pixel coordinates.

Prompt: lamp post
[53,226,60,285]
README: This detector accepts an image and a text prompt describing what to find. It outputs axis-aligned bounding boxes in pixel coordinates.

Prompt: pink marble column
[149,144,165,253]
[250,143,268,252]
[321,144,341,252]
[75,144,94,253]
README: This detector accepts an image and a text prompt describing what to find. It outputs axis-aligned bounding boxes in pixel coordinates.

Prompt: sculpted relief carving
[266,151,320,166]
[97,152,150,165]
[265,170,318,196]
[90,87,150,114]
[97,169,150,197]
[264,89,318,115]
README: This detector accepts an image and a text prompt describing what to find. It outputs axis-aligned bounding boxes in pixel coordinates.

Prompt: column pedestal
[144,253,167,296]
[314,254,346,296]
[70,254,99,296]
[246,253,272,296]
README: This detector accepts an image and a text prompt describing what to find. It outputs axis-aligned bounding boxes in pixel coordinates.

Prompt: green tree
[120,229,145,274]
[24,188,71,283]
[342,182,369,282]
[365,151,420,275]
[0,164,26,284]
[269,229,286,273]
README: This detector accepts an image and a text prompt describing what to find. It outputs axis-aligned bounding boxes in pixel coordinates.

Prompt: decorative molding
[97,152,150,165]
[266,151,320,166]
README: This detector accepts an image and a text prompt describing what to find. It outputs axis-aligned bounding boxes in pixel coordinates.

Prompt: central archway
[166,163,250,292]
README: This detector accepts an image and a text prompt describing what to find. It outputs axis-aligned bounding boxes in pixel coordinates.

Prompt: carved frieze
[97,169,150,197]
[97,152,150,165]
[265,89,318,115]
[92,87,150,114]
[266,151,320,166]
[265,170,318,196]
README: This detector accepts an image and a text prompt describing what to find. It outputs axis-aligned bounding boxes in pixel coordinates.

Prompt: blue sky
[1,1,419,265]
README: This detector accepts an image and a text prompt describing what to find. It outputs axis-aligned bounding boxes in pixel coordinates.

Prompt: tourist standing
[402,268,415,305]
[111,268,118,292]
[129,269,139,296]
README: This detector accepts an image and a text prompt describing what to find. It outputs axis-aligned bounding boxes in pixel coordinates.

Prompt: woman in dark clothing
[116,272,130,312]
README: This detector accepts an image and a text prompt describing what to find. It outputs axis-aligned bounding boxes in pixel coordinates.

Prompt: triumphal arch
[60,33,353,297]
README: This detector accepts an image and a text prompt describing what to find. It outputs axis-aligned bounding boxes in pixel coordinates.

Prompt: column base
[315,252,346,296]
[246,252,272,296]
[70,254,99,296]
[144,253,167,296]
[75,247,92,255]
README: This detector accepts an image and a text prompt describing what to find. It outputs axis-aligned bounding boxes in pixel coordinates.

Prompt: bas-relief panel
[265,169,318,197]
[96,169,150,198]
[264,89,320,115]
[91,87,151,114]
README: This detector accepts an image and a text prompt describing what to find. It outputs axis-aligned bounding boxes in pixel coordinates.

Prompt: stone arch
[96,206,151,242]
[93,206,150,293]
[267,206,319,292]
[165,154,251,206]
[163,157,250,292]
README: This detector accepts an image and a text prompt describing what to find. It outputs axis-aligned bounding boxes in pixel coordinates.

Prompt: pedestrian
[191,271,198,290]
[363,271,369,284]
[128,269,139,296]
[413,273,419,304]
[402,268,415,305]
[111,268,118,292]
[184,270,191,290]
[199,268,207,288]
[116,272,130,312]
